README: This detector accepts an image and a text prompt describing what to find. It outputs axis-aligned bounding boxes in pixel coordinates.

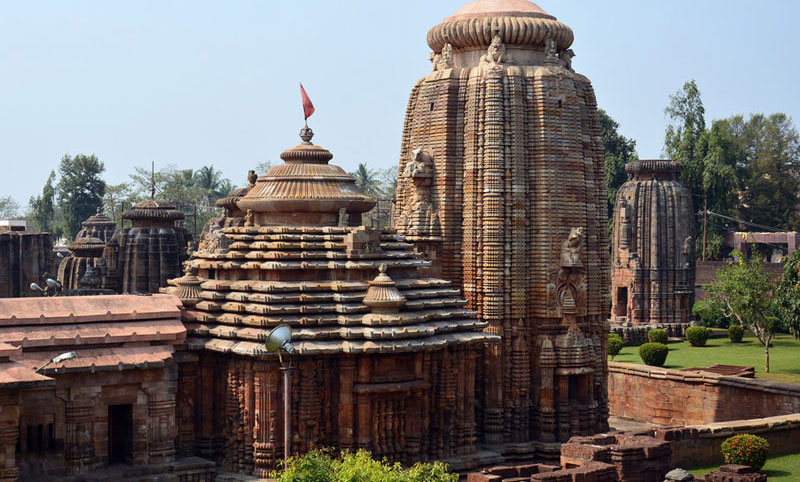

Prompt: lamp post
[35,351,77,373]
[265,324,296,464]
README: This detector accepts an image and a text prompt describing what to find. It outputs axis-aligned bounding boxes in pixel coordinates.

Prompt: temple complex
[56,235,106,291]
[102,200,191,294]
[610,160,695,339]
[393,0,610,455]
[165,126,500,476]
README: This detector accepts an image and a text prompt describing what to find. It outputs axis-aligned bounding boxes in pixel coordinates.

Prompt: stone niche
[166,126,500,476]
[392,0,610,455]
[610,160,695,339]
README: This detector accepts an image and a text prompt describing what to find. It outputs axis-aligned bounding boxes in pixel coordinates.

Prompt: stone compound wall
[0,231,52,298]
[609,362,800,425]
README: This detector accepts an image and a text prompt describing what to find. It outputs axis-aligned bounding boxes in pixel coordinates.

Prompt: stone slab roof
[0,294,185,384]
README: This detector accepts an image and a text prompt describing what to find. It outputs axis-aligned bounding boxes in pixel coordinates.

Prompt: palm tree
[193,165,232,204]
[350,163,383,198]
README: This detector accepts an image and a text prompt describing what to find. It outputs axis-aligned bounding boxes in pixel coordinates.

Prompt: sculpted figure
[481,35,506,66]
[248,169,258,187]
[79,264,102,289]
[338,207,349,227]
[245,209,255,227]
[545,38,558,59]
[437,43,454,70]
[403,148,433,178]
[429,51,442,71]
[560,227,585,268]
[559,48,575,70]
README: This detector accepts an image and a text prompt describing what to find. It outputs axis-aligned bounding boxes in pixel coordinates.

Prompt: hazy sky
[2,1,799,207]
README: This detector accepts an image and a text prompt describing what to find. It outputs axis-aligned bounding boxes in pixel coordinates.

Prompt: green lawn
[689,452,800,479]
[610,329,800,385]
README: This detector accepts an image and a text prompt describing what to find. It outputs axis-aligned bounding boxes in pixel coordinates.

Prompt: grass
[610,329,800,385]
[689,451,800,480]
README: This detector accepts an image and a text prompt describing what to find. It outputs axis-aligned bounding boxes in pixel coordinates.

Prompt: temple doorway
[108,404,133,464]
[615,287,628,318]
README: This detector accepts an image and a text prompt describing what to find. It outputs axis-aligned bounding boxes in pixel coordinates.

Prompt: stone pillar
[65,403,94,474]
[147,391,177,463]
[176,359,197,456]
[338,357,356,451]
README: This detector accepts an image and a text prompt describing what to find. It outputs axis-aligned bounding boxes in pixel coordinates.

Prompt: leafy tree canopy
[776,249,800,338]
[56,154,106,240]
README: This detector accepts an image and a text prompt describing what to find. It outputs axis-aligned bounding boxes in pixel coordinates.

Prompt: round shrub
[721,434,769,471]
[648,328,668,345]
[728,324,745,343]
[638,342,669,367]
[608,333,624,359]
[686,326,710,347]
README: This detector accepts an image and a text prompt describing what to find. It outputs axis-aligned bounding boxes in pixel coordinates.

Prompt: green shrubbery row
[272,449,458,482]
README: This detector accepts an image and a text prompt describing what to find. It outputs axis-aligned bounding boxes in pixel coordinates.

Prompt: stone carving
[559,48,575,70]
[561,227,585,268]
[611,160,695,327]
[338,207,349,227]
[429,51,441,71]
[480,34,506,67]
[247,169,258,187]
[394,1,610,451]
[437,43,454,70]
[245,209,255,227]
[78,264,102,289]
[545,37,558,59]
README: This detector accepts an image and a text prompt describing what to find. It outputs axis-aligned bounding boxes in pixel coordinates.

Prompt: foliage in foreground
[721,434,769,471]
[639,343,668,367]
[728,325,744,343]
[272,449,458,482]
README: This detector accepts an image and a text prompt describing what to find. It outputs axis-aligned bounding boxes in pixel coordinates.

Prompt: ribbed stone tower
[103,200,190,293]
[611,160,695,332]
[75,207,117,243]
[394,0,610,454]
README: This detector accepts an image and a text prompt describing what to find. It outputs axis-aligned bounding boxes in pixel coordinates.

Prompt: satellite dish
[265,324,296,356]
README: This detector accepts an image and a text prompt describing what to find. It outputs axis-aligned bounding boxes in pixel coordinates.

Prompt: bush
[686,326,711,347]
[273,449,458,482]
[639,342,669,367]
[608,333,624,359]
[693,300,729,328]
[721,434,770,471]
[728,324,745,343]
[648,329,668,345]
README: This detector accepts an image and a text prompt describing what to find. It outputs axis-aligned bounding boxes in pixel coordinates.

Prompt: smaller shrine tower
[611,160,695,336]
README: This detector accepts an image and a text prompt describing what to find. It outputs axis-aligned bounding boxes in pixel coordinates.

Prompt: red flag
[300,83,315,121]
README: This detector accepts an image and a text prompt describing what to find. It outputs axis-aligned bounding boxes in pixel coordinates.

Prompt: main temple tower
[394,0,610,455]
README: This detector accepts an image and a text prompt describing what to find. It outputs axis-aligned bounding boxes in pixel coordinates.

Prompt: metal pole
[702,195,708,261]
[282,365,291,463]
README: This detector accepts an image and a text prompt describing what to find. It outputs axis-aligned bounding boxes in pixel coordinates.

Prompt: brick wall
[609,362,800,425]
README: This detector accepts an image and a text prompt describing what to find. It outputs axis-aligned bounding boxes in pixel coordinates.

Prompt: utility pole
[702,195,708,261]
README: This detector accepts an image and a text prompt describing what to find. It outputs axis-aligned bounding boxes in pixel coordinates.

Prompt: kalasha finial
[299,126,314,143]
[248,169,258,187]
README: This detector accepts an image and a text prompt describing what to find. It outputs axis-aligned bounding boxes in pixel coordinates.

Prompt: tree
[0,196,20,218]
[737,113,800,231]
[350,163,384,198]
[194,165,233,204]
[28,171,58,234]
[776,249,800,339]
[56,154,106,240]
[598,109,637,218]
[255,160,274,176]
[379,166,398,200]
[704,253,778,372]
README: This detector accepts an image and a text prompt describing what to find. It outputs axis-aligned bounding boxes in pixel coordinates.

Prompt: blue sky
[1,1,799,206]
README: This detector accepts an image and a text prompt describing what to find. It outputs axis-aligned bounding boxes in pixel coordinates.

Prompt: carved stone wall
[611,160,695,327]
[0,231,52,298]
[393,0,609,455]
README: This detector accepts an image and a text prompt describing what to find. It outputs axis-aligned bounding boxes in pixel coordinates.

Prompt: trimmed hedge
[639,342,669,367]
[728,325,745,343]
[648,329,668,345]
[608,333,624,359]
[686,326,710,347]
[721,434,769,471]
